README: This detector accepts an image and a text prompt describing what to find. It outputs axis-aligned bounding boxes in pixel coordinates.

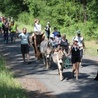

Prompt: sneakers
[76,76,79,80]
[71,72,79,80]
[28,61,32,64]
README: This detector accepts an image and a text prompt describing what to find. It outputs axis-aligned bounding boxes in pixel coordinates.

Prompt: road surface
[0,35,98,98]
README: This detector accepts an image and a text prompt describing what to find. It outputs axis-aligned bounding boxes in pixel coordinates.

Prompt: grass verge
[0,56,27,98]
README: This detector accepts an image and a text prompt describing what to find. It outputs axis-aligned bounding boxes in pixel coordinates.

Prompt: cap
[50,34,54,38]
[47,22,50,24]
[76,30,81,34]
[73,38,78,42]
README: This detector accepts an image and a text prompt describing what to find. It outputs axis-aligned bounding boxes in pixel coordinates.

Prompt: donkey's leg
[58,64,64,81]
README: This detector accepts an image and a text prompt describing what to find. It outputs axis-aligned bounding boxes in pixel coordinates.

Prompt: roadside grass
[0,56,27,98]
[84,40,98,56]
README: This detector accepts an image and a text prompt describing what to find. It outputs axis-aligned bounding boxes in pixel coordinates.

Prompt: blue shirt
[52,31,60,37]
[19,32,29,44]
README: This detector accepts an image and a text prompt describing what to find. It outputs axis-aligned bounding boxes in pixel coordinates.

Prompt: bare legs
[72,62,80,80]
[22,53,30,63]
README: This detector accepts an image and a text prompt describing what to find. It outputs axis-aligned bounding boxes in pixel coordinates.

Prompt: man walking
[19,28,31,64]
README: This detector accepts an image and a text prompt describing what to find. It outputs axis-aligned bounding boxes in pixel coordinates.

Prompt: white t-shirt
[55,36,62,45]
[19,33,29,44]
[34,23,41,32]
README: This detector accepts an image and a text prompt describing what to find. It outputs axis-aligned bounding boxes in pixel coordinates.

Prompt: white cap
[73,38,78,42]
[76,30,81,34]
[47,22,50,24]
[50,34,54,38]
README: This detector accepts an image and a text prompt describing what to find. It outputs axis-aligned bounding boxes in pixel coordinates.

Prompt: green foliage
[18,12,34,25]
[0,0,27,18]
[60,21,97,40]
[0,56,27,98]
[1,0,98,40]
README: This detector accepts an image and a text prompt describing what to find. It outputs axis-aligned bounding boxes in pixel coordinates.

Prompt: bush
[60,21,97,40]
[18,12,34,25]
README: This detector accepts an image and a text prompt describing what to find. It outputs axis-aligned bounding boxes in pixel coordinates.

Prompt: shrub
[18,12,34,25]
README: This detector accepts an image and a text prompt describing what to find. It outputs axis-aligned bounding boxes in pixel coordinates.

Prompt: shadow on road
[1,36,98,98]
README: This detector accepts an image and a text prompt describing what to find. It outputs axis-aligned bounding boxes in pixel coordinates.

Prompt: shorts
[71,56,81,64]
[10,32,16,38]
[21,44,29,54]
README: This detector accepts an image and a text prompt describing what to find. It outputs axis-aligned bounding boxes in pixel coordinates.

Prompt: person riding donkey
[49,27,62,51]
[31,19,45,43]
[60,34,69,53]
[31,19,45,59]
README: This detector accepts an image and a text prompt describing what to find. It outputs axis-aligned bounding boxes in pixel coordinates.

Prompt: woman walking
[67,38,81,80]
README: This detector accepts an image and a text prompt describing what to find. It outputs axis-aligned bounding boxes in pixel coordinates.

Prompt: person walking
[2,19,9,43]
[45,22,51,39]
[19,27,31,64]
[73,30,85,67]
[0,18,3,36]
[67,38,81,80]
[4,22,9,43]
[10,21,17,43]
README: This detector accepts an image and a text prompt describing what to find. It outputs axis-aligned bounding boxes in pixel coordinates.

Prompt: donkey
[40,39,52,69]
[52,46,66,81]
[31,33,44,60]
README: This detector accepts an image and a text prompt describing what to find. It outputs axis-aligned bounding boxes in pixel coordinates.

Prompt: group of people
[47,27,85,80]
[68,30,85,80]
[18,18,85,80]
[0,17,85,80]
[0,16,17,43]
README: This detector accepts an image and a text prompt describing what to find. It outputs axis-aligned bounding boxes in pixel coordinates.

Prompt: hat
[47,22,50,24]
[76,30,81,34]
[73,38,78,42]
[50,34,54,38]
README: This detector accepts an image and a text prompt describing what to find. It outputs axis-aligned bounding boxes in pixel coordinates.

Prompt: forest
[0,0,98,40]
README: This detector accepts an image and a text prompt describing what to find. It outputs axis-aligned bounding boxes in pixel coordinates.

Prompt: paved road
[0,35,98,98]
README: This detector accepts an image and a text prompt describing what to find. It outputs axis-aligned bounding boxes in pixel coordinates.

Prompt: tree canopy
[0,0,98,39]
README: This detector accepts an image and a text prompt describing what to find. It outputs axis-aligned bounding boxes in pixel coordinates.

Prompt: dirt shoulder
[18,77,56,98]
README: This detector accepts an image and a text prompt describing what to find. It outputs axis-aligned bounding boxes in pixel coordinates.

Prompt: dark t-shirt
[45,25,50,33]
[71,46,80,57]
[2,23,9,32]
